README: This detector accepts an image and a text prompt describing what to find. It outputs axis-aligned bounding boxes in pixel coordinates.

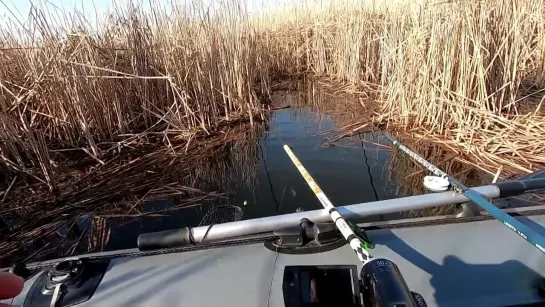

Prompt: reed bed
[278,0,545,178]
[0,1,269,190]
[2,0,545,262]
[0,121,262,266]
[2,0,545,190]
[376,0,545,178]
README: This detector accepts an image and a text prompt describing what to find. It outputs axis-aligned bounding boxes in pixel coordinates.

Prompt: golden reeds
[2,0,545,264]
[264,0,545,177]
[2,0,545,185]
[0,121,262,266]
[0,1,269,189]
[377,0,545,177]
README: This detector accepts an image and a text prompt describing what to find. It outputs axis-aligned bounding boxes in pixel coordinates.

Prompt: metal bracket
[274,226,304,247]
[265,220,346,254]
[455,202,481,218]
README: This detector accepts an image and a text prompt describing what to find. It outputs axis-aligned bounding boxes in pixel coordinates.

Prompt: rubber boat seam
[20,207,545,270]
[24,236,279,270]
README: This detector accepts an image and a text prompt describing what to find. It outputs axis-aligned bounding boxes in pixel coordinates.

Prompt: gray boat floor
[9,215,545,307]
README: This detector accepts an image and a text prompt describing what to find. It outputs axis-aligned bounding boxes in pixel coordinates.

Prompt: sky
[0,0,290,27]
[0,0,395,30]
[1,0,117,25]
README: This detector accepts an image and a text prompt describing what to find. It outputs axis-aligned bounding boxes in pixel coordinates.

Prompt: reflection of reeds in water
[87,217,111,253]
[9,216,113,264]
[387,138,488,218]
[272,79,377,140]
[54,217,112,259]
[269,81,362,149]
[0,123,263,266]
[190,125,263,194]
[69,217,111,257]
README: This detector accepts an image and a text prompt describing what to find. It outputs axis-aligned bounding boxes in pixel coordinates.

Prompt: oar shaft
[383,132,545,255]
[283,145,372,264]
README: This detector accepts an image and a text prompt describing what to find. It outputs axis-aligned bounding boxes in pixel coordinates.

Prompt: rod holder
[455,202,481,218]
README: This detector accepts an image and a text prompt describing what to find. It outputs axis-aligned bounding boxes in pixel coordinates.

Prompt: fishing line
[269,108,301,213]
[359,133,379,202]
[265,245,279,307]
[277,186,287,213]
[258,136,281,213]
[262,111,284,307]
[359,132,385,221]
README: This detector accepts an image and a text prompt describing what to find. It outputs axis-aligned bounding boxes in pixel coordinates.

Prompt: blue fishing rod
[382,132,545,255]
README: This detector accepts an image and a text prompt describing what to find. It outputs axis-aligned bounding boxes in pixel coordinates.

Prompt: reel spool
[423,176,450,192]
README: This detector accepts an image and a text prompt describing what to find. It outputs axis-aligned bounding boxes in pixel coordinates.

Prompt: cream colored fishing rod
[283,145,372,264]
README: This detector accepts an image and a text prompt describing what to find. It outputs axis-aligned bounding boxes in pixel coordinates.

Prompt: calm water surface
[13,102,486,264]
[100,106,469,252]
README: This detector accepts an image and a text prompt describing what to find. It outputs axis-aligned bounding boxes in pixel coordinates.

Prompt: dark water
[93,106,481,253]
[35,103,488,260]
[94,107,397,251]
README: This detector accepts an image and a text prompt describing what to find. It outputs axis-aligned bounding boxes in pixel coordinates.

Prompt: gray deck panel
[6,215,545,306]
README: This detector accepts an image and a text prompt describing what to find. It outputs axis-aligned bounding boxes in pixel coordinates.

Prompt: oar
[283,145,372,264]
[382,132,545,255]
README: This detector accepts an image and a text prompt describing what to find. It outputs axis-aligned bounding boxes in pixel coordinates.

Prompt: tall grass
[378,0,545,177]
[0,1,272,189]
[264,0,545,176]
[2,0,545,188]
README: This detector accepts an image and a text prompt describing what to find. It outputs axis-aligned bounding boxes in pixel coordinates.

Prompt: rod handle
[137,228,192,250]
[497,178,545,198]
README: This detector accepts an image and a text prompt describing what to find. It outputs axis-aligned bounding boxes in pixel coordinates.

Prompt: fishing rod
[283,145,426,307]
[382,132,545,255]
[284,145,372,263]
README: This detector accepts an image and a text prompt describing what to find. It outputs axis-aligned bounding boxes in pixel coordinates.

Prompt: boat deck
[7,214,545,307]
